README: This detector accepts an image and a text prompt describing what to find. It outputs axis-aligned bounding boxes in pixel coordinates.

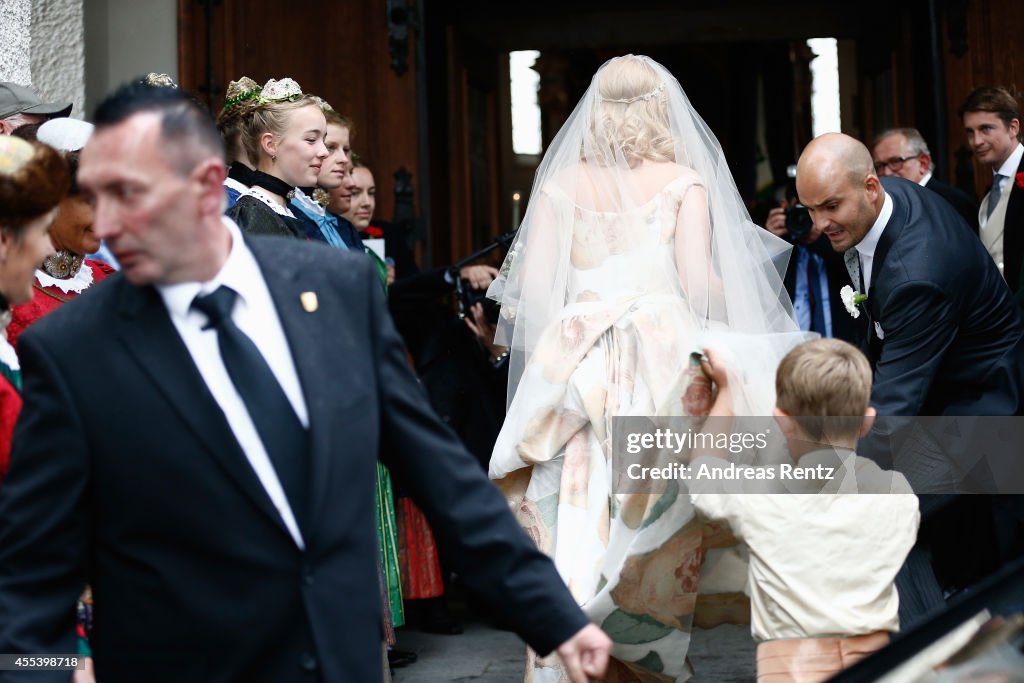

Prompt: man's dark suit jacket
[925,176,979,234]
[859,179,1024,602]
[781,233,866,345]
[0,237,587,682]
[864,177,1024,419]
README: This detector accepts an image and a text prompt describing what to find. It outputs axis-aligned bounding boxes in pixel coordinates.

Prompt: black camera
[784,204,814,242]
[457,282,501,325]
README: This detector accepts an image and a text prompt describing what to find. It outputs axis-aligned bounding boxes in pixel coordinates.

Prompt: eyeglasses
[873,154,923,173]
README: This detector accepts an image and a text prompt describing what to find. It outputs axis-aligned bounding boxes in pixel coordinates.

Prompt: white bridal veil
[488,54,807,413]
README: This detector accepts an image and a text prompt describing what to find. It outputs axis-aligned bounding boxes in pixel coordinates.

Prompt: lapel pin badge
[300,291,319,313]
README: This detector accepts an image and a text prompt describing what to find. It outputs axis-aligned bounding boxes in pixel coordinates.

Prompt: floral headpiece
[600,82,666,104]
[310,95,335,114]
[0,135,36,175]
[259,78,304,105]
[142,73,178,88]
[222,76,261,111]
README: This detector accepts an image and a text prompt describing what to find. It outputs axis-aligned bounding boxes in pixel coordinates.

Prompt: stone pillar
[0,0,33,85]
[0,0,85,118]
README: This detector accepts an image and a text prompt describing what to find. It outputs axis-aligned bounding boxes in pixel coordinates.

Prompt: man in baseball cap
[0,82,72,134]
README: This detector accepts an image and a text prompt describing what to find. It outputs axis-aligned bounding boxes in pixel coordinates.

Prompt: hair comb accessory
[259,78,303,104]
[222,76,261,111]
[601,82,666,104]
[142,73,178,88]
[0,135,36,175]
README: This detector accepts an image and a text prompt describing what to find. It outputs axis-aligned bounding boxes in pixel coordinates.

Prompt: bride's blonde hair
[587,56,675,167]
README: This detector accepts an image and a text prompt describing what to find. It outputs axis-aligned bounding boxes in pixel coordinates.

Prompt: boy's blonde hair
[775,338,872,440]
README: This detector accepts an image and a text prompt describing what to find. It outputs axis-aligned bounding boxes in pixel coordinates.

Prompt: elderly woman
[7,118,114,348]
[0,135,66,475]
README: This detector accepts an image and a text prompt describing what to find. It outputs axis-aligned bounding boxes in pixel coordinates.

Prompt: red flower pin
[1016,171,1024,189]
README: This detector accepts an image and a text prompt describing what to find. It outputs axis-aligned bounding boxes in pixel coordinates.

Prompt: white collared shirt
[995,142,1024,188]
[157,217,309,547]
[918,170,933,187]
[855,192,893,291]
[690,450,919,641]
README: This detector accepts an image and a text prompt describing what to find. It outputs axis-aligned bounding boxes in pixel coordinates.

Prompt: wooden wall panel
[177,0,419,224]
[443,26,472,266]
[942,0,1024,198]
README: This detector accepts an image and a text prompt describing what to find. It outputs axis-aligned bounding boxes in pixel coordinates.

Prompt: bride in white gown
[487,55,809,681]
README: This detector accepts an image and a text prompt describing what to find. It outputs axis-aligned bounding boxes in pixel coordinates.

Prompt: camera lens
[784,205,813,241]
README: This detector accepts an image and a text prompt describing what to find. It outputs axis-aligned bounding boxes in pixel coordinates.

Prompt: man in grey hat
[0,82,72,134]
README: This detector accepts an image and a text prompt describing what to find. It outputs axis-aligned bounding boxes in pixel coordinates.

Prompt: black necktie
[191,286,310,534]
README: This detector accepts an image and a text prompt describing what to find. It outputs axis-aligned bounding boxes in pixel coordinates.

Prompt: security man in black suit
[0,82,611,683]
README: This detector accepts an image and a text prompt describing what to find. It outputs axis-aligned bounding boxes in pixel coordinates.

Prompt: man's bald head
[798,133,877,189]
[795,133,884,253]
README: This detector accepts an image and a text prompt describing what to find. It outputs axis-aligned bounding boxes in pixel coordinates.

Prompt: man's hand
[557,623,611,683]
[764,206,789,238]
[460,264,499,290]
[72,657,95,683]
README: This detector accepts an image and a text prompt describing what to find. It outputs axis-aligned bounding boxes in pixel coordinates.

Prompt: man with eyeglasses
[960,86,1024,300]
[871,128,979,233]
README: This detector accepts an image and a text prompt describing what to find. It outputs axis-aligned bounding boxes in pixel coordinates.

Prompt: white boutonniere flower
[840,285,868,318]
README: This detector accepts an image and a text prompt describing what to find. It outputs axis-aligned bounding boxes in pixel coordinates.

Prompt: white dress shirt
[981,142,1024,230]
[918,170,932,187]
[994,143,1024,193]
[690,450,919,642]
[983,144,1024,224]
[855,192,894,291]
[157,217,309,547]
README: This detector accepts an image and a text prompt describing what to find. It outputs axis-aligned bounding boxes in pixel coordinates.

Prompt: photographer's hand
[764,206,788,238]
[797,219,825,246]
[465,302,506,361]
[460,265,499,290]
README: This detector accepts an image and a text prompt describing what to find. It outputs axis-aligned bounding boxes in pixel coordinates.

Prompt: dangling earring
[271,155,277,163]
